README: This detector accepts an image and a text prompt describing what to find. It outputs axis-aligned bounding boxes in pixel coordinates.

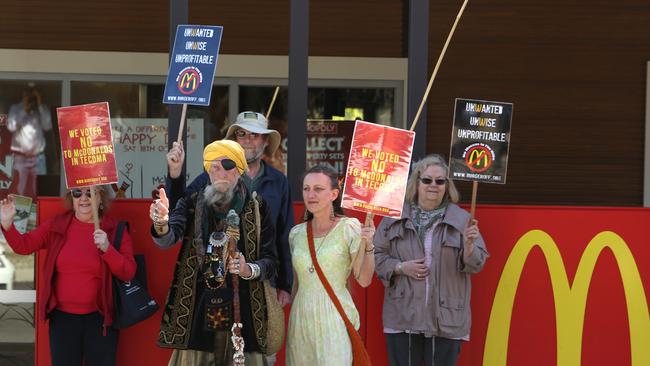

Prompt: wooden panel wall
[426,0,648,206]
[309,0,403,57]
[0,0,169,52]
[0,0,403,56]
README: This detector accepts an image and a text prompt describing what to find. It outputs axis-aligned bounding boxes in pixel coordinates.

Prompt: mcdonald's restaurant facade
[0,1,649,365]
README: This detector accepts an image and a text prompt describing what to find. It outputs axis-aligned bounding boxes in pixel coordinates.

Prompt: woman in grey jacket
[374,154,489,366]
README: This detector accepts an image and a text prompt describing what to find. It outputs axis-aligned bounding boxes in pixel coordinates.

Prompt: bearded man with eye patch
[166,112,294,319]
[150,139,279,366]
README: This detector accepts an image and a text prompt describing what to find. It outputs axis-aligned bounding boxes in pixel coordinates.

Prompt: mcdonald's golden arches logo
[176,66,202,95]
[464,143,493,172]
[483,230,649,366]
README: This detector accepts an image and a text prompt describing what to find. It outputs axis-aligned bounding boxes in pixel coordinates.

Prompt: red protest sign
[56,102,118,189]
[341,121,415,218]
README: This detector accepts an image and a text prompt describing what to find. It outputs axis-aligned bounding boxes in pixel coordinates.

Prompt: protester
[0,186,136,366]
[166,111,293,310]
[373,154,489,366]
[151,139,279,365]
[285,164,375,365]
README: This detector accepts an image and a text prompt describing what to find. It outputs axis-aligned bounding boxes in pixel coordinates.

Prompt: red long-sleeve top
[1,211,136,328]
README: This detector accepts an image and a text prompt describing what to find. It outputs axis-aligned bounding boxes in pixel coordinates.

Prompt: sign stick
[266,86,280,119]
[470,181,478,220]
[176,103,188,143]
[409,0,470,132]
[405,0,475,219]
[89,187,100,230]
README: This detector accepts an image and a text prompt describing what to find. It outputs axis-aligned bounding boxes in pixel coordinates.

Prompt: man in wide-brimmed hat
[224,111,281,167]
[166,111,294,312]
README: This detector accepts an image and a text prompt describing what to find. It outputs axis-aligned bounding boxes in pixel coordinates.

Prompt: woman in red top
[0,186,136,366]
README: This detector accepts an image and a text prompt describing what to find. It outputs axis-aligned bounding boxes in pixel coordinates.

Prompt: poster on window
[449,98,513,184]
[341,121,415,218]
[264,119,356,176]
[56,102,118,189]
[305,120,356,176]
[163,25,223,106]
[111,118,204,199]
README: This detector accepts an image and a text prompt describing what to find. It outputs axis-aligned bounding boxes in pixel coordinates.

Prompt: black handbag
[112,221,159,329]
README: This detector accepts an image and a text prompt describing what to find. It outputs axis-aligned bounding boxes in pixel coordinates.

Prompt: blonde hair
[404,154,459,205]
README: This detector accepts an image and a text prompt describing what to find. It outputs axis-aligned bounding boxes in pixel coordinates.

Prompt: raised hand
[0,195,17,231]
[360,220,376,244]
[149,188,170,225]
[166,141,185,179]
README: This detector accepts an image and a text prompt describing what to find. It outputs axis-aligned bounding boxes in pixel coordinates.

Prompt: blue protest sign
[163,25,223,106]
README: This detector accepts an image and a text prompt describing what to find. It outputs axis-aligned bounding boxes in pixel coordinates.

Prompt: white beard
[203,181,236,207]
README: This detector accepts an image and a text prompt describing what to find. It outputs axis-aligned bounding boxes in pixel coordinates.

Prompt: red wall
[36,199,650,365]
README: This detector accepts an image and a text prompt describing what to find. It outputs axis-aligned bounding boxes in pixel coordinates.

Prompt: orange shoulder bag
[307,220,372,366]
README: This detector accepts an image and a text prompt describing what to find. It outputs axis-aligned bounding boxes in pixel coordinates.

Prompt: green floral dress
[286,217,362,366]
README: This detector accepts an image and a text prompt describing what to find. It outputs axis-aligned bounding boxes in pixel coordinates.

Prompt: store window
[0,79,61,289]
[0,79,59,366]
[0,80,62,199]
[239,85,396,175]
[71,82,229,198]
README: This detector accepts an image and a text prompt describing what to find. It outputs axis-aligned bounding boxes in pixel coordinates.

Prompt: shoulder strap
[307,220,372,365]
[114,221,129,251]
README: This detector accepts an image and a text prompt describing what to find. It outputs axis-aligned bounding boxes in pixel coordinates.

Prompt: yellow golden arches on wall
[483,230,649,366]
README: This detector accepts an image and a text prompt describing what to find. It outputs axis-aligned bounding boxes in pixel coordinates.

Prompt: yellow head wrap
[202,140,248,175]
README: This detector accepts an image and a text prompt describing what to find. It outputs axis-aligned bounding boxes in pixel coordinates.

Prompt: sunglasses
[71,189,94,198]
[205,158,237,171]
[234,130,261,139]
[419,177,447,186]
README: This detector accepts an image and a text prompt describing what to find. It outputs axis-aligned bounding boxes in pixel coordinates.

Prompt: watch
[395,262,403,275]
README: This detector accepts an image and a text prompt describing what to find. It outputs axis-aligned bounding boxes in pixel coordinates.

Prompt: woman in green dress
[286,164,376,365]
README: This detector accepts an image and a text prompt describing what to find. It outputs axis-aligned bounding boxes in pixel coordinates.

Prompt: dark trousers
[48,309,118,366]
[386,332,462,366]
